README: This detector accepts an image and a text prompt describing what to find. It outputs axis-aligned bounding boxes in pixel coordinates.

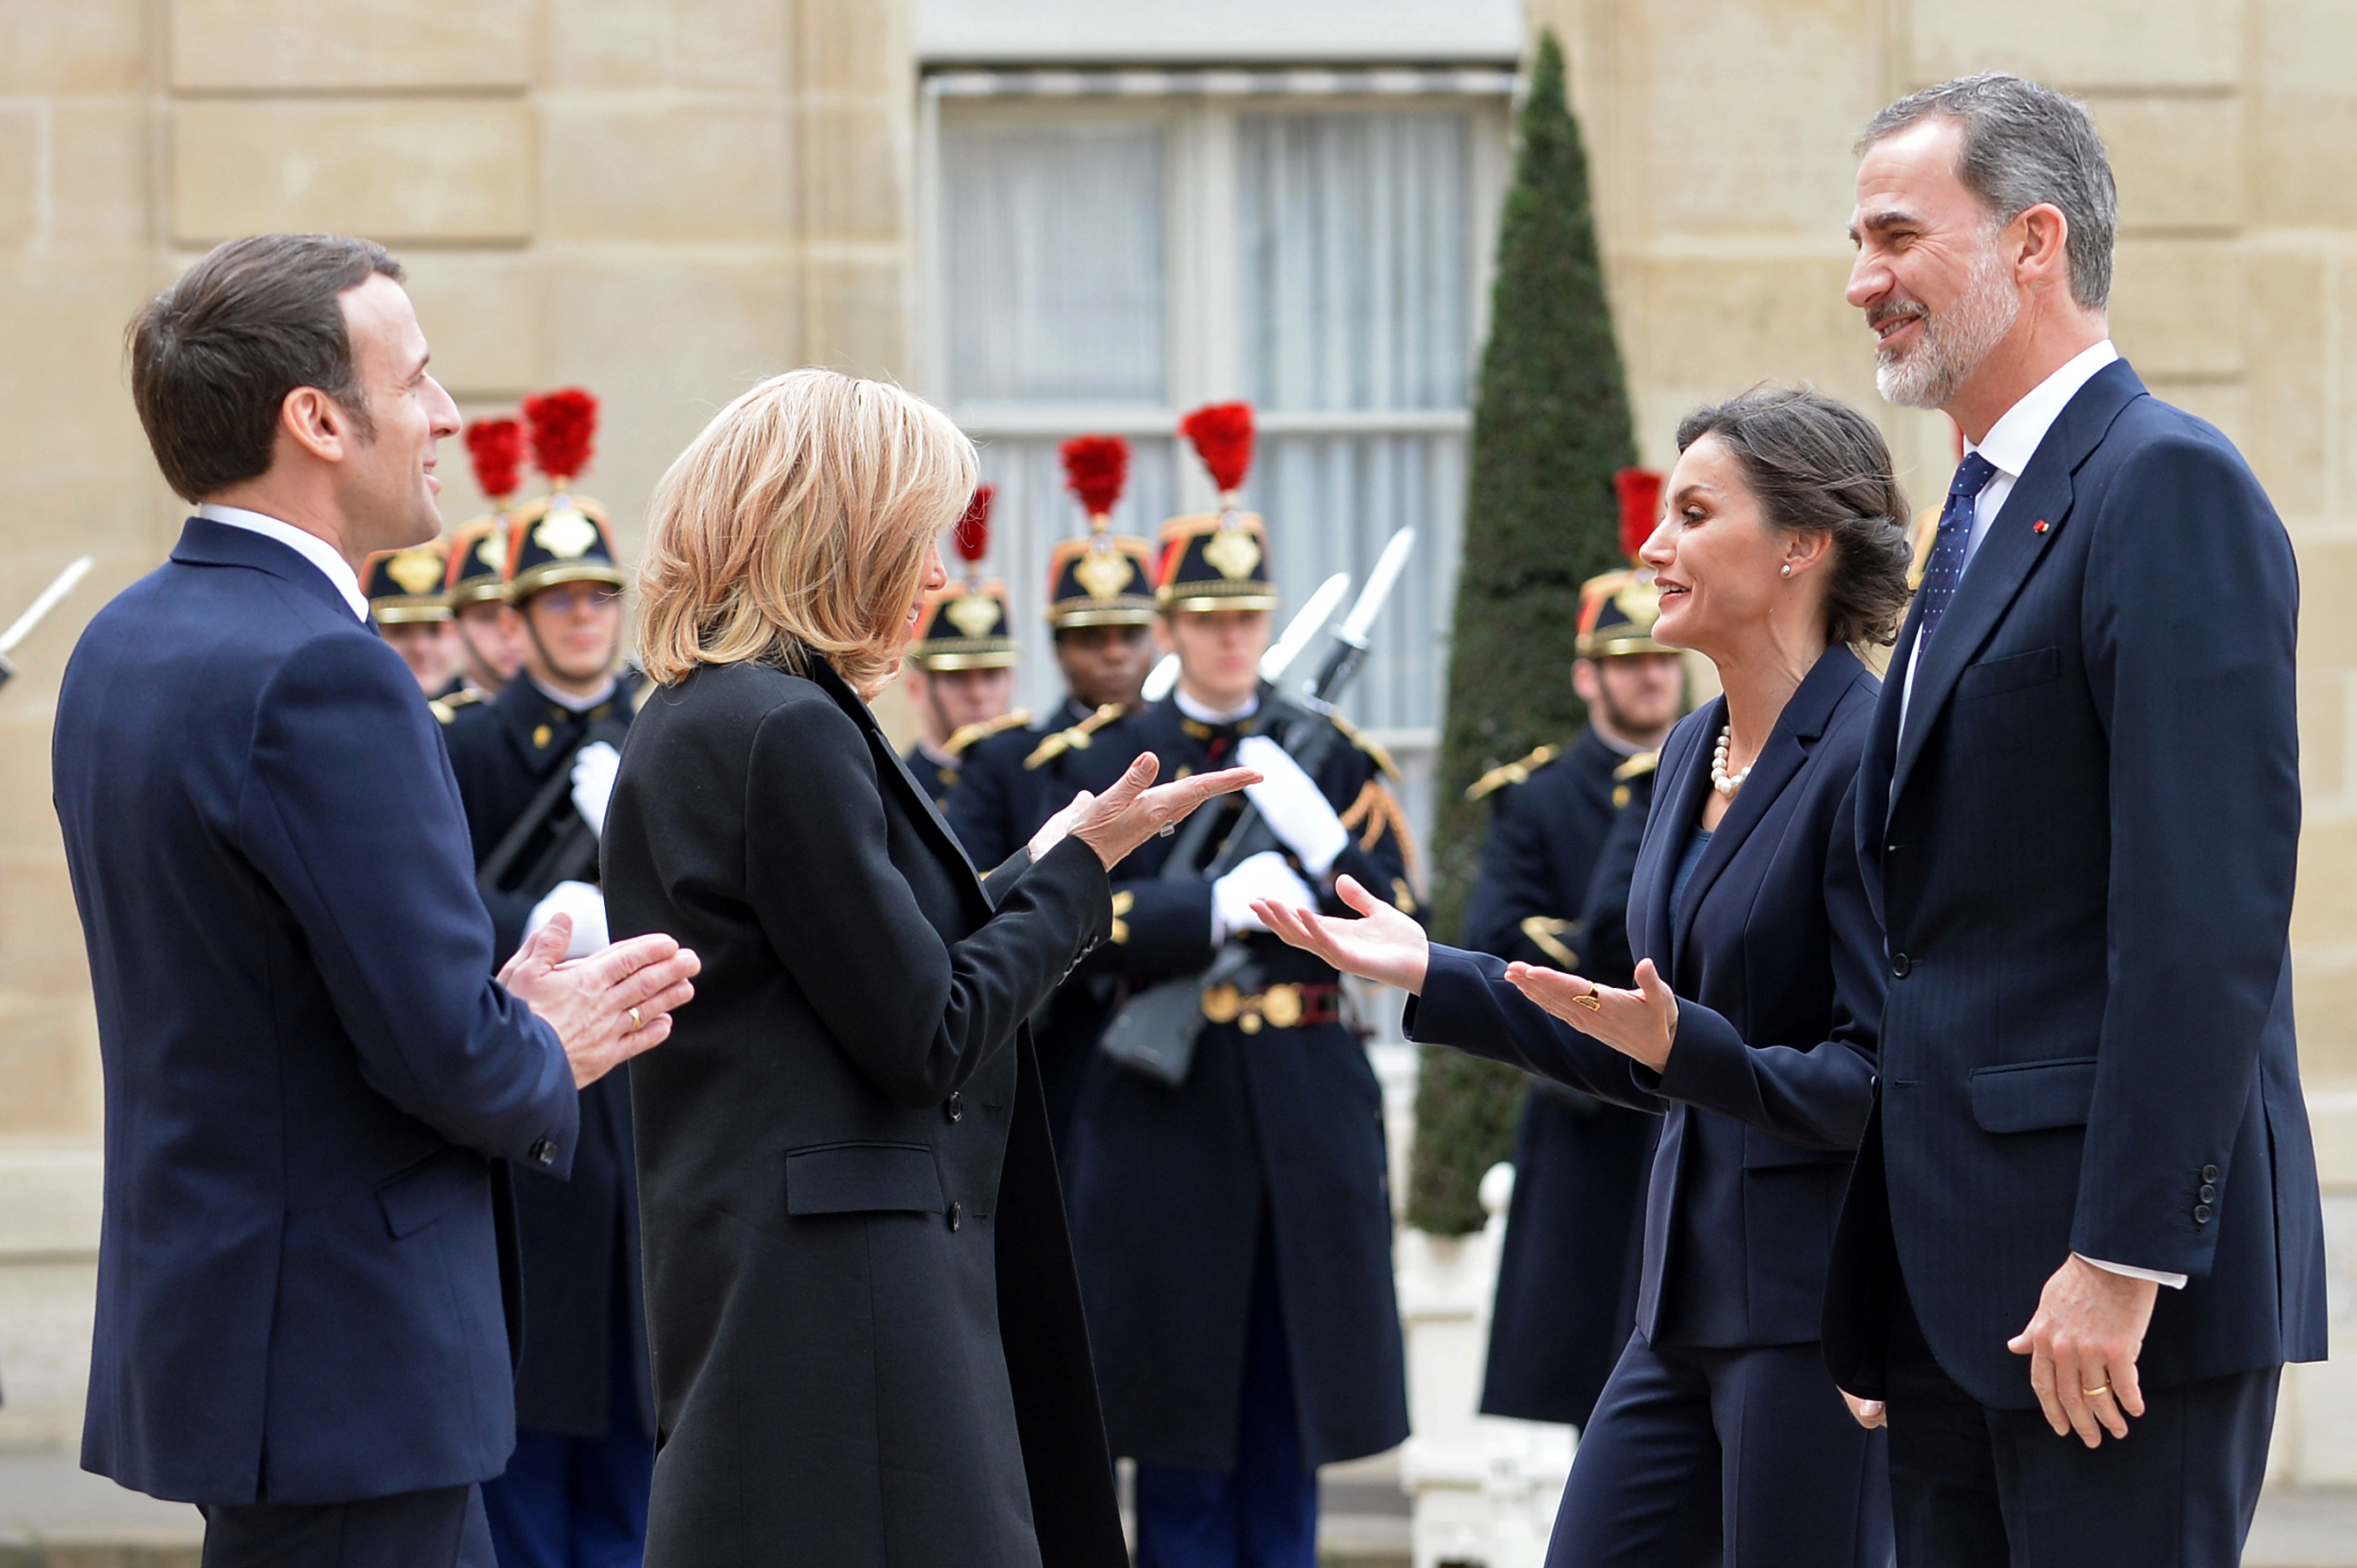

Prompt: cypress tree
[1406,31,1638,1235]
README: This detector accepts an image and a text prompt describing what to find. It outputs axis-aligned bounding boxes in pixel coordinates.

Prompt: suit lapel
[1640,707,1715,976]
[806,657,990,896]
[1887,359,2146,814]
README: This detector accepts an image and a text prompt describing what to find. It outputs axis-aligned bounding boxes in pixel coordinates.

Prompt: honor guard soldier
[1460,469,1686,1433]
[1061,403,1412,1568]
[948,435,1161,1141]
[899,485,1024,810]
[441,388,656,1567]
[434,415,531,720]
[362,536,457,697]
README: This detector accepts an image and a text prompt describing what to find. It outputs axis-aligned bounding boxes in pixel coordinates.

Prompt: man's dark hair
[125,234,404,502]
[1674,386,1915,649]
[1856,73,2117,310]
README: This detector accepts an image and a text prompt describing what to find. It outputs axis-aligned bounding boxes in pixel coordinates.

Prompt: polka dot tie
[1915,452,1999,653]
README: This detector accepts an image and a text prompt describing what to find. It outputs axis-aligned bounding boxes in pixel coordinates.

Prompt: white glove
[1212,850,1318,944]
[525,880,608,959]
[571,740,621,838]
[1236,735,1348,878]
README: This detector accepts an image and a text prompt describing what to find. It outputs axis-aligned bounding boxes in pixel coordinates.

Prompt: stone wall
[4,0,2354,1476]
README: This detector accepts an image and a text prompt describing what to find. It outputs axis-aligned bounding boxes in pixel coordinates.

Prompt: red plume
[1180,403,1255,493]
[523,388,599,486]
[464,418,525,501]
[954,485,993,564]
[1613,468,1663,562]
[1060,435,1129,517]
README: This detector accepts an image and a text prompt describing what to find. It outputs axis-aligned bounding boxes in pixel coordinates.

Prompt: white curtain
[941,121,1168,407]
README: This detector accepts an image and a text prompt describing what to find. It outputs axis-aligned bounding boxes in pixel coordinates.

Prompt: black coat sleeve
[744,692,1114,1109]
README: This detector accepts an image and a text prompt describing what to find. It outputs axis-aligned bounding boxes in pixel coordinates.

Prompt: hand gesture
[2007,1254,2157,1446]
[1504,956,1680,1072]
[500,918,702,1089]
[1066,753,1260,871]
[1251,872,1429,993]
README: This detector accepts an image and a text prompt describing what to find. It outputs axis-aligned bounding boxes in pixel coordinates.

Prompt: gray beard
[1876,245,2021,410]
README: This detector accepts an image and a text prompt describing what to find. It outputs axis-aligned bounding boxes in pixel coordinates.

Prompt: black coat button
[2202,1165,2220,1182]
[946,1093,964,1124]
[2199,1183,2217,1202]
[2194,1203,2213,1224]
[1890,953,1911,978]
[948,1202,963,1232]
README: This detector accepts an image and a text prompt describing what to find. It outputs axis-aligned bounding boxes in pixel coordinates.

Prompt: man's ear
[278,386,352,464]
[1570,657,1600,705]
[2009,202,2072,291]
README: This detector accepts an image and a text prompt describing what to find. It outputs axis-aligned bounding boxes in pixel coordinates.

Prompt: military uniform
[1463,565,1676,1431]
[947,499,1160,1142]
[361,538,455,698]
[442,486,654,1568]
[899,565,1020,813]
[1060,438,1412,1567]
[431,507,516,723]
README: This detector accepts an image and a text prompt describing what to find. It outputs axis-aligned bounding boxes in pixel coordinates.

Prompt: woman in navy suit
[1260,387,1913,1567]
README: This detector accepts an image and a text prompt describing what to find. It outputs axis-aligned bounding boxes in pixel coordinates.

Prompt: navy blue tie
[1915,452,1998,652]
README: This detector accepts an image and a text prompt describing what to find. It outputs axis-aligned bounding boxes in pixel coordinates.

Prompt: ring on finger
[1574,985,1604,1012]
[2082,1383,2111,1398]
[627,1006,643,1034]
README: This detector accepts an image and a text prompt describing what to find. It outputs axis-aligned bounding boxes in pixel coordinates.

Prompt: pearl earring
[1779,564,1793,578]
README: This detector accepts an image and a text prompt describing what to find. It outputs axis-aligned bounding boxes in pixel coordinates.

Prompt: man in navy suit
[54,233,700,1568]
[1824,76,2326,1564]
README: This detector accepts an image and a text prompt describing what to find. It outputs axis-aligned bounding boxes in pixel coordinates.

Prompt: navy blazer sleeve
[1637,766,1880,1152]
[1407,946,1667,1116]
[246,632,578,1170]
[2074,433,2300,1278]
[744,692,1114,1109]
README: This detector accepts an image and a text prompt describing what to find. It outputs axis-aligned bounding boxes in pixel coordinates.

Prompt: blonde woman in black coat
[601,370,1254,1568]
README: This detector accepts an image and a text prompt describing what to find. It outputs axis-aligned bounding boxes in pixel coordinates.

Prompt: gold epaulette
[428,688,482,726]
[1465,743,1560,802]
[944,709,1031,759]
[1613,749,1660,781]
[1327,710,1401,781]
[1519,916,1580,969]
[1024,703,1124,770]
[1340,777,1424,889]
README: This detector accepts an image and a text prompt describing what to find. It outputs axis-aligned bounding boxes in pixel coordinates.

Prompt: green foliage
[1407,31,1639,1236]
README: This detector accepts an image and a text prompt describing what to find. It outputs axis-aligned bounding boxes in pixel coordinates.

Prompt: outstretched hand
[1062,752,1261,871]
[1252,872,1430,993]
[501,916,702,1089]
[1504,956,1680,1072]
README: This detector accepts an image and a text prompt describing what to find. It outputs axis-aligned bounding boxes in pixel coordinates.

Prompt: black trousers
[1885,1271,2278,1568]
[200,1482,494,1568]
[1545,1334,1892,1567]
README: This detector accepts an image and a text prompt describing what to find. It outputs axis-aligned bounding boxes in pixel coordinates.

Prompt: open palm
[1252,874,1431,993]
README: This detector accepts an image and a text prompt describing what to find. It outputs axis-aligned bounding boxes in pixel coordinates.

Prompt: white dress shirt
[1898,341,2184,1293]
[193,502,369,622]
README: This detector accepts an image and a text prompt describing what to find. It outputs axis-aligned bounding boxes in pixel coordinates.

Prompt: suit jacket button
[1890,952,1911,978]
[948,1202,963,1232]
[2199,1182,2217,1202]
[529,1138,555,1166]
[946,1092,964,1124]
[2202,1164,2220,1182]
[2194,1203,2213,1224]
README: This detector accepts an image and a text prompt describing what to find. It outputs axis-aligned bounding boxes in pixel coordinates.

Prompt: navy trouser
[201,1483,494,1568]
[1884,1270,2278,1568]
[1545,1334,1893,1567]
[1134,1220,1318,1568]
[481,1302,654,1568]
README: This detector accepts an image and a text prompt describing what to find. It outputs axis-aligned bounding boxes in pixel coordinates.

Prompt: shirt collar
[529,673,619,713]
[1173,686,1260,726]
[193,503,370,622]
[1968,339,2119,481]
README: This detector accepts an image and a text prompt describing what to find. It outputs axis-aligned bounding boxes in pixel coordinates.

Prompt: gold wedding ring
[627,1006,643,1034]
[2082,1383,2111,1398]
[1574,986,1604,1013]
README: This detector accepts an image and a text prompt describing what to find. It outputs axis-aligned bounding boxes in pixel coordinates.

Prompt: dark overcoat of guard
[1061,691,1412,1471]
[601,655,1126,1568]
[1461,729,1660,1429]
[442,672,653,1444]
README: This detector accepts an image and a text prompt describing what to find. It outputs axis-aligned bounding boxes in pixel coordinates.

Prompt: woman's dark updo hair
[1673,387,1914,648]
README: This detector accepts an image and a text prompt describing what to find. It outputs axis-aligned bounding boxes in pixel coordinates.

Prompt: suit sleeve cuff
[2075,1253,2187,1290]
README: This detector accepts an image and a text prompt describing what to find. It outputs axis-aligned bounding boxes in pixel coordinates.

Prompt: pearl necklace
[1711,724,1753,797]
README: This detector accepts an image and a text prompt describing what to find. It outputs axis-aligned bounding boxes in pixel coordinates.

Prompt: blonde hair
[636,370,977,693]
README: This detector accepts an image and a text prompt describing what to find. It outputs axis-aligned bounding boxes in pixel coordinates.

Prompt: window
[920,74,1510,840]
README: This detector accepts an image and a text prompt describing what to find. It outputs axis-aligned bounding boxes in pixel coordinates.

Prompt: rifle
[0,557,94,689]
[477,712,633,908]
[1099,529,1416,1084]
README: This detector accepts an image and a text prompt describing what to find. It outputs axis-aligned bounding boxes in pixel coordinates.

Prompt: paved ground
[1,1447,2348,1566]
